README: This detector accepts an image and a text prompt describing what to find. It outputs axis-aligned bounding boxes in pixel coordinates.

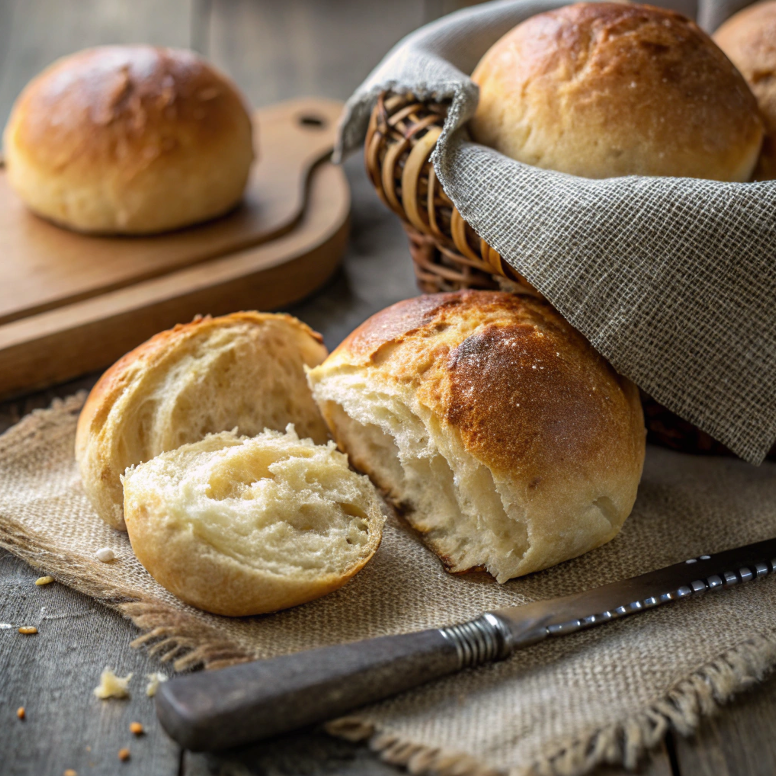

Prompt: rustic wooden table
[1,1,775,774]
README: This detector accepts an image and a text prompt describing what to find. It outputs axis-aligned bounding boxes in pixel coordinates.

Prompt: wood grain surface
[0,99,343,326]
[1,552,181,776]
[1,1,774,776]
[0,157,349,399]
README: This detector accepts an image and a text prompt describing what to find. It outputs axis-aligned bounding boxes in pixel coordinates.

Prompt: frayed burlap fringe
[0,511,255,674]
[328,633,776,776]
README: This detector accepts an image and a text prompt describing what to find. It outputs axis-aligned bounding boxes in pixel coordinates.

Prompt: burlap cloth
[336,0,776,465]
[3,393,776,776]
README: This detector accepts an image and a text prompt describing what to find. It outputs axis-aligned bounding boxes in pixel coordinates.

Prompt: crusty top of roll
[323,291,642,482]
[715,1,776,180]
[470,2,763,181]
[3,46,254,233]
[8,45,249,181]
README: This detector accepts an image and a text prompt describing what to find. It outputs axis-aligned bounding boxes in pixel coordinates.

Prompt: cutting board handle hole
[298,114,327,129]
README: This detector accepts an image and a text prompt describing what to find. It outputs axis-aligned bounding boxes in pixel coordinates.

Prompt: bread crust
[714,1,776,180]
[127,494,374,615]
[76,312,328,530]
[310,291,646,580]
[2,46,254,233]
[470,2,763,181]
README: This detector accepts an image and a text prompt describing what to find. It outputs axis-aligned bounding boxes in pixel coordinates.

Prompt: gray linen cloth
[336,0,775,464]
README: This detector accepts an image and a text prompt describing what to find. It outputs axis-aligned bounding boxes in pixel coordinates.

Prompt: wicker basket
[364,90,776,459]
[365,92,538,295]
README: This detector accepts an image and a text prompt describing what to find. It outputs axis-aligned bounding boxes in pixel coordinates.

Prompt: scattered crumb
[145,672,167,697]
[118,748,130,762]
[85,746,91,752]
[64,770,77,776]
[18,626,38,635]
[93,668,132,700]
[95,547,115,563]
[17,707,25,720]
[129,722,144,736]
[0,623,12,629]
[35,576,54,586]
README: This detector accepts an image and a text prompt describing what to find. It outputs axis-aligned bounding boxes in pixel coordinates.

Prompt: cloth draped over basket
[336,0,776,465]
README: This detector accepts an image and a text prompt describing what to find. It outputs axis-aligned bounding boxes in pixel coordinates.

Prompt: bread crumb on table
[93,668,132,699]
[145,672,167,697]
[18,626,37,635]
[95,547,115,563]
[35,576,54,586]
[63,770,77,776]
[118,748,130,762]
[130,722,144,735]
[16,707,25,720]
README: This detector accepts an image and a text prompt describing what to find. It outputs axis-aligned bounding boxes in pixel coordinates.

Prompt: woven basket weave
[365,93,538,295]
[364,90,775,459]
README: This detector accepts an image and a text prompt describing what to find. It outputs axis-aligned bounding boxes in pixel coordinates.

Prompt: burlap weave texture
[3,395,776,776]
[336,0,776,464]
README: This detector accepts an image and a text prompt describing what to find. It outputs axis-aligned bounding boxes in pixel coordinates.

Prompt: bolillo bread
[307,291,646,583]
[470,2,763,181]
[2,46,254,234]
[714,1,776,181]
[76,312,328,531]
[122,427,384,616]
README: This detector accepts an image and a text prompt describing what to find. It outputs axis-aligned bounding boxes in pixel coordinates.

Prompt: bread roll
[714,1,776,180]
[123,427,384,616]
[307,291,645,582]
[470,2,763,181]
[2,46,254,234]
[76,312,328,530]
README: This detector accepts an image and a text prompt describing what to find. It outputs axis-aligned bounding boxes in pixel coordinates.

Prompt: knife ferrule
[438,612,515,668]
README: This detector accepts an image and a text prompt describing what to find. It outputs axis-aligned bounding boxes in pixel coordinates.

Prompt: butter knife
[156,536,776,751]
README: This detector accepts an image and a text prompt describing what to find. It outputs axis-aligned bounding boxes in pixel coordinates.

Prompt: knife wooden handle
[156,627,463,751]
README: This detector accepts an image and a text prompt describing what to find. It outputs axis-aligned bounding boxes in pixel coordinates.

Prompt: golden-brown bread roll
[122,427,384,616]
[2,46,254,234]
[307,291,646,582]
[714,1,776,180]
[76,312,328,531]
[470,2,763,181]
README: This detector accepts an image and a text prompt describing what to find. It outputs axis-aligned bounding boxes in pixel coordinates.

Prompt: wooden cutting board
[0,98,350,399]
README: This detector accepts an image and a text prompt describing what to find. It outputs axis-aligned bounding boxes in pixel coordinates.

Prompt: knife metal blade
[156,537,776,751]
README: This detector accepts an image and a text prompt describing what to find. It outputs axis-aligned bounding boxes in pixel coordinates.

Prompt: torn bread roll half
[307,291,646,582]
[76,312,328,530]
[122,427,384,616]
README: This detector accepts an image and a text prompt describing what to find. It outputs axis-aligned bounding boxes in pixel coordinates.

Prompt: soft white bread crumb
[76,312,328,530]
[122,426,384,616]
[145,672,167,697]
[94,668,132,699]
[95,547,115,563]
